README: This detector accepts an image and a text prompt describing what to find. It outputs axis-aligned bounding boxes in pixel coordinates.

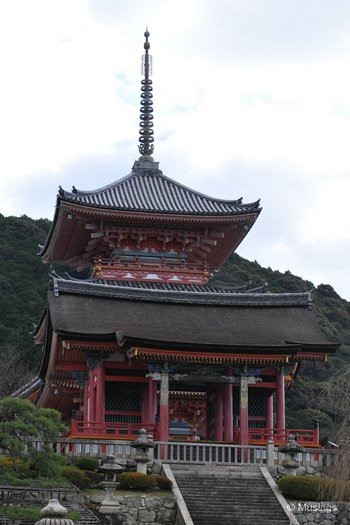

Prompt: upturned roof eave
[39,194,261,265]
[38,194,61,259]
[118,335,304,353]
[51,277,313,307]
[58,196,262,219]
[59,166,261,210]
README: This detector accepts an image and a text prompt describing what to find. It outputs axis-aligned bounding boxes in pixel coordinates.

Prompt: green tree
[0,398,66,477]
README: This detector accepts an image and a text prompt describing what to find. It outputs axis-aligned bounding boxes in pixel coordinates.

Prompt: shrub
[151,474,173,490]
[117,472,157,491]
[0,469,26,486]
[0,456,31,477]
[0,475,67,487]
[61,466,91,489]
[74,456,99,472]
[277,475,350,501]
[0,506,79,521]
[0,506,40,520]
[85,470,104,488]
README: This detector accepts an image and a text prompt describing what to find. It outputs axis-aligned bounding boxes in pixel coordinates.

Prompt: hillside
[0,214,349,436]
[212,254,350,436]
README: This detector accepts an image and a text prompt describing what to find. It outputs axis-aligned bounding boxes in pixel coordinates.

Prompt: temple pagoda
[26,31,337,447]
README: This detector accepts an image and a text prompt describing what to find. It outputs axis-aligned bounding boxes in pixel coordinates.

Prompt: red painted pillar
[147,378,157,425]
[265,391,274,441]
[159,369,169,442]
[206,387,214,440]
[276,367,285,435]
[141,384,147,426]
[215,386,224,441]
[83,376,89,422]
[95,363,105,423]
[153,381,158,425]
[89,370,96,422]
[239,375,249,446]
[224,368,233,442]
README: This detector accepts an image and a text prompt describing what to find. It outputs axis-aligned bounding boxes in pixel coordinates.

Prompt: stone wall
[268,465,321,481]
[291,501,350,524]
[89,493,177,525]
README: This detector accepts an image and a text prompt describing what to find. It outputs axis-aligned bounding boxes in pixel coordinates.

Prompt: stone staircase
[64,500,100,524]
[170,465,291,525]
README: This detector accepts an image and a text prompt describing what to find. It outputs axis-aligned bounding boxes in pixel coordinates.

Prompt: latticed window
[249,389,265,417]
[232,388,266,417]
[233,394,239,416]
[105,381,141,411]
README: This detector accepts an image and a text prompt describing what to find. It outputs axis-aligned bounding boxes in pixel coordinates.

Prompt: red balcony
[69,420,319,446]
[248,428,319,447]
[69,420,157,440]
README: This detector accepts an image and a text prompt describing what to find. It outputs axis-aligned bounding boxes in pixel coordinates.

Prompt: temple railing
[248,428,318,446]
[69,420,319,445]
[27,437,135,458]
[69,420,157,439]
[294,448,336,469]
[4,438,336,468]
[153,442,267,465]
[0,484,78,505]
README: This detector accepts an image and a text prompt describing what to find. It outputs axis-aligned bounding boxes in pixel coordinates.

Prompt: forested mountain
[0,214,349,437]
[211,254,350,436]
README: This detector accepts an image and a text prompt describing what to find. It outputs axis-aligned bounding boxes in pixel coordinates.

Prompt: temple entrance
[169,392,207,440]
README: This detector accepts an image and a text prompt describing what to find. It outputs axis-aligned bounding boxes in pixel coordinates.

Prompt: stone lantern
[279,434,305,476]
[131,428,155,474]
[35,499,74,524]
[98,454,125,514]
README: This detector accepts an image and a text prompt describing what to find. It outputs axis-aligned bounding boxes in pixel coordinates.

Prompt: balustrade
[69,419,157,439]
[4,437,336,468]
[68,420,318,446]
[154,441,268,464]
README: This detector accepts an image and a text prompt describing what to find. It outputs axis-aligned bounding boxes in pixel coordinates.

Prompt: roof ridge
[58,164,260,209]
[59,170,135,198]
[51,276,312,306]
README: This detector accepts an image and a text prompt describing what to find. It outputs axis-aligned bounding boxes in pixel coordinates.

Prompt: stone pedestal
[35,499,74,524]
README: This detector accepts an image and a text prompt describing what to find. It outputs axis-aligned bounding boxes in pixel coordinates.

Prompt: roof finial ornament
[138,28,154,161]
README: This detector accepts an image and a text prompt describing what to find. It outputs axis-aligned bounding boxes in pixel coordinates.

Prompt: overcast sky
[0,0,349,299]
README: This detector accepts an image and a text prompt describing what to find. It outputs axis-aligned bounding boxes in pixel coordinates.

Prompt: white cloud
[0,0,349,299]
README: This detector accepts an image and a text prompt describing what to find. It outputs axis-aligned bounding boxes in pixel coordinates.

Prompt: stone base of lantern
[134,455,149,474]
[100,482,119,508]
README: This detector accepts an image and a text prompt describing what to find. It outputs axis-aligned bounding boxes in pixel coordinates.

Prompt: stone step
[64,500,100,524]
[172,466,290,525]
[193,520,289,525]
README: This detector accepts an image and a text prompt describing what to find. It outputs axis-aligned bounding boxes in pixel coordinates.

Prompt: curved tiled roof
[11,376,41,399]
[50,276,312,307]
[59,161,260,216]
[47,286,334,347]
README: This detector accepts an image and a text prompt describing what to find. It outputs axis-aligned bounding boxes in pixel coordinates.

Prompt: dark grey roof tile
[51,277,311,307]
[47,289,331,347]
[59,163,260,216]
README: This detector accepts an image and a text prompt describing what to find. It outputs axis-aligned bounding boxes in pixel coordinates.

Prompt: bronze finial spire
[138,29,154,160]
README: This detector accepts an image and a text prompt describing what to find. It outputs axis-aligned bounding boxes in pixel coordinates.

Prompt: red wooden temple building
[23,31,337,447]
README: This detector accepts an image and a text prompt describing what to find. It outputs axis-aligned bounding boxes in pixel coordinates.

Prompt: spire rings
[138,30,154,159]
